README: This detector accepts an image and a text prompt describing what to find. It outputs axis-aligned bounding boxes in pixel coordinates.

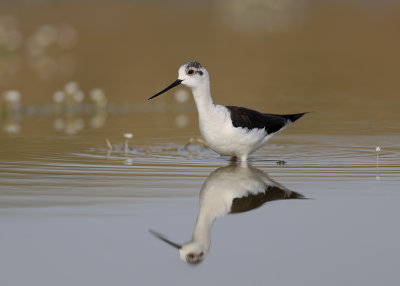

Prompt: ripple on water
[0,135,399,211]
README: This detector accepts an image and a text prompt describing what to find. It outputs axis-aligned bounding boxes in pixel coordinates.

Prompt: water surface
[1,113,399,286]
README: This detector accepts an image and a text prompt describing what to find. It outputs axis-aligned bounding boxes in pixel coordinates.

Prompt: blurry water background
[0,1,399,285]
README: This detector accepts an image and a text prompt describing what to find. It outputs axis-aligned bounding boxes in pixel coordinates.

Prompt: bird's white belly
[199,108,269,157]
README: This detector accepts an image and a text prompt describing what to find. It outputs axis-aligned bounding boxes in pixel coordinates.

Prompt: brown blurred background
[1,0,399,130]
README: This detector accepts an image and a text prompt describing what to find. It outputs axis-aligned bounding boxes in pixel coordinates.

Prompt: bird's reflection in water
[150,162,305,265]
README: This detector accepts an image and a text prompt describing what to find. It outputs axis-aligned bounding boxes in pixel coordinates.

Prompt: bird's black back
[230,186,305,214]
[226,106,306,134]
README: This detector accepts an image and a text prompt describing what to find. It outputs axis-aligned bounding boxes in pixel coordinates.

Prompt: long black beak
[148,79,183,100]
[149,229,182,249]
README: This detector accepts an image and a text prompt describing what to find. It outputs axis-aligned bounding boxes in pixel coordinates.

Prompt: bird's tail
[285,112,308,123]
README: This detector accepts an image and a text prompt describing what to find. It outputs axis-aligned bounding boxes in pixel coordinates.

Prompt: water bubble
[26,23,78,79]
[2,90,21,103]
[4,122,20,134]
[33,24,58,47]
[174,89,190,103]
[89,88,107,107]
[53,118,65,131]
[175,115,189,128]
[53,91,65,103]
[64,81,79,95]
[65,118,84,135]
[90,113,107,129]
[89,88,106,100]
[123,133,133,139]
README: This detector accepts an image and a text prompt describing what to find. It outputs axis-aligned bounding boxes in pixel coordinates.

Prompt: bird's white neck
[189,204,215,253]
[191,80,214,118]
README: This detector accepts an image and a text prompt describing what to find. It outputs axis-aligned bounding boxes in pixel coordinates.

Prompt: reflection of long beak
[148,79,183,100]
[149,229,182,249]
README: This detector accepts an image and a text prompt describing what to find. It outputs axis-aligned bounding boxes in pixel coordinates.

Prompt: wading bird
[150,163,305,264]
[150,61,306,161]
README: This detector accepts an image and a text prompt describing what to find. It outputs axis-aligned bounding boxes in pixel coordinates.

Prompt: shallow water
[1,1,400,285]
[1,113,399,286]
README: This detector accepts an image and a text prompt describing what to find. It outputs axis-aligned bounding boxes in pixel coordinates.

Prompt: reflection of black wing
[226,106,306,134]
[230,186,305,214]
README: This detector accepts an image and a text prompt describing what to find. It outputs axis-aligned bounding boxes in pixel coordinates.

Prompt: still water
[0,111,399,285]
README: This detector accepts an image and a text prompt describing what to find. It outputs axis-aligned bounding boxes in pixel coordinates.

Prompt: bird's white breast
[198,105,269,157]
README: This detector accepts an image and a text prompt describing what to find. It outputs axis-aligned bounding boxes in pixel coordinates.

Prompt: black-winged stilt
[149,61,306,161]
[150,162,305,264]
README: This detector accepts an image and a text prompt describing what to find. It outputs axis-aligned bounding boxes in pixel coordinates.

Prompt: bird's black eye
[188,69,194,75]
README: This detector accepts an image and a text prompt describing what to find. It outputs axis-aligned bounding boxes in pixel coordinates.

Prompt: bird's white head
[149,229,207,265]
[177,61,208,89]
[179,241,206,265]
[149,61,209,100]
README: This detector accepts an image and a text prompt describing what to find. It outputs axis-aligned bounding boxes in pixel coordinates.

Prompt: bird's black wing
[226,106,306,134]
[230,186,305,214]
